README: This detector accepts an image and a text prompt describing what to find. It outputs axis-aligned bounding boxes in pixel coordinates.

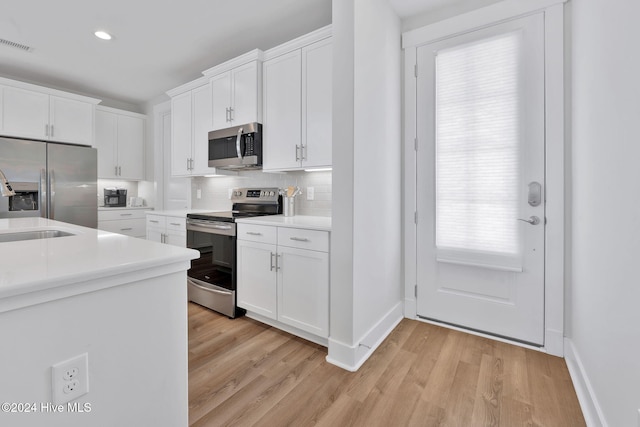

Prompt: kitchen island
[0,217,198,427]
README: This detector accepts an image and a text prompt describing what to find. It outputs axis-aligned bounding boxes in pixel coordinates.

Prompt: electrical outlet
[196,188,202,199]
[52,353,89,404]
[307,187,315,200]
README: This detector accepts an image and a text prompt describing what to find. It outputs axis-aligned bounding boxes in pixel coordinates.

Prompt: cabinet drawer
[277,227,329,252]
[98,218,146,237]
[165,217,186,232]
[99,209,147,221]
[146,214,166,229]
[237,224,277,244]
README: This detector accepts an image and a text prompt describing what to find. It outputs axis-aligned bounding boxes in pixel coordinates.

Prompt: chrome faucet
[0,169,16,197]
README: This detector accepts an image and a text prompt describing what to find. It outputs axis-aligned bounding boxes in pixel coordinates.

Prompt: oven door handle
[187,219,233,230]
[188,279,233,296]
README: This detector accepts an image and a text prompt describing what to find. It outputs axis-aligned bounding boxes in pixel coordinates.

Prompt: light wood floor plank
[187,303,586,427]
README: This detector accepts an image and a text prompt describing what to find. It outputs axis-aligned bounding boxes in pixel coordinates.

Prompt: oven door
[186,219,239,317]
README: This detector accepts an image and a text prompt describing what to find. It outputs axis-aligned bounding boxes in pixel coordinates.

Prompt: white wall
[569,0,640,425]
[328,0,403,370]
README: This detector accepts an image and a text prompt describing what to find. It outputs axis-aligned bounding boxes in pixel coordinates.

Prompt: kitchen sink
[0,229,75,243]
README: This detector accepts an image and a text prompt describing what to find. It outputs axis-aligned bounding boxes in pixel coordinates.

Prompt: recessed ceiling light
[94,31,112,40]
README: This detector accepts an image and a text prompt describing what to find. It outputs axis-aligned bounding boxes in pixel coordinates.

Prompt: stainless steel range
[186,187,281,317]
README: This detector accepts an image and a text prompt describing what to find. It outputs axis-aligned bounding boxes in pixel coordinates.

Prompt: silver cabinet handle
[50,124,54,137]
[301,144,307,161]
[120,213,133,217]
[149,220,159,223]
[45,124,49,137]
[275,253,281,271]
[270,252,275,271]
[225,107,230,122]
[246,231,262,236]
[169,222,181,226]
[118,166,122,176]
[518,216,540,225]
[120,228,133,231]
[115,166,118,176]
[289,237,309,242]
[295,145,300,161]
[229,107,234,122]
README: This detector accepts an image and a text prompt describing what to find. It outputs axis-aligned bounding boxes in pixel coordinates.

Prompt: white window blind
[435,31,522,262]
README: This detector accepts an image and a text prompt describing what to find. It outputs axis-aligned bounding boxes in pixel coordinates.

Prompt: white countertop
[147,209,212,217]
[236,215,331,231]
[99,206,152,211]
[0,217,199,306]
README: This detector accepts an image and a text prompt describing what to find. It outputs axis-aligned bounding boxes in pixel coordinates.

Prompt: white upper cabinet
[168,80,218,177]
[94,106,146,180]
[203,50,263,131]
[302,38,332,169]
[262,26,332,171]
[0,77,99,145]
[263,50,302,170]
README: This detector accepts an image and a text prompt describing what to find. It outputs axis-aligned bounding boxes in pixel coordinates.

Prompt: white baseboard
[564,338,608,427]
[326,301,403,372]
[544,328,564,357]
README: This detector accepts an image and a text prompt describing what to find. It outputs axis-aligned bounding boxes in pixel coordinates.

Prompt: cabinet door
[171,91,192,176]
[302,39,332,169]
[231,61,260,125]
[237,239,277,319]
[191,83,214,175]
[50,96,94,145]
[210,71,231,131]
[277,246,329,337]
[2,86,49,140]
[146,227,163,243]
[165,231,186,247]
[94,109,118,178]
[117,115,145,180]
[262,50,302,171]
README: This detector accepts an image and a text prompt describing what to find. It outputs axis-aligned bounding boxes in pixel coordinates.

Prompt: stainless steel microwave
[208,122,262,170]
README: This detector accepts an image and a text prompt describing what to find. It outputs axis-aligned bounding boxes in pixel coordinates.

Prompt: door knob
[518,216,540,225]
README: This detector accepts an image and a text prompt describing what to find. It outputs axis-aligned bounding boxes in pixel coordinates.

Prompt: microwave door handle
[236,127,244,160]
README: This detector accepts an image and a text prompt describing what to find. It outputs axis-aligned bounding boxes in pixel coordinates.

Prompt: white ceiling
[0,0,465,108]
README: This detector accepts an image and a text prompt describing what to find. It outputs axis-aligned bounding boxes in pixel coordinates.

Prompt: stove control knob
[269,191,275,196]
[260,191,265,197]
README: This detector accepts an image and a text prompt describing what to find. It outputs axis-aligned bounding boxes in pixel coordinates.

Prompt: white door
[210,71,231,130]
[117,115,144,180]
[262,50,302,171]
[416,14,545,345]
[231,61,259,125]
[302,38,332,169]
[237,239,277,319]
[94,109,118,178]
[161,111,190,210]
[49,96,93,145]
[191,83,214,175]
[170,91,192,177]
[277,246,329,337]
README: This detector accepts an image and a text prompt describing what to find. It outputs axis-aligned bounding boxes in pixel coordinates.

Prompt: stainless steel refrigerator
[0,137,97,228]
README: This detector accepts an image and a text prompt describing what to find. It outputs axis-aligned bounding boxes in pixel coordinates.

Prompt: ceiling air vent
[0,38,33,52]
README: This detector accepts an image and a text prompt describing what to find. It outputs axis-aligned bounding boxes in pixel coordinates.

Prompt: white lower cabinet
[146,214,186,247]
[98,209,149,238]
[237,223,329,339]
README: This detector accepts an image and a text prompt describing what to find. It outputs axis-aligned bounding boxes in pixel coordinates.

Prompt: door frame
[402,0,566,356]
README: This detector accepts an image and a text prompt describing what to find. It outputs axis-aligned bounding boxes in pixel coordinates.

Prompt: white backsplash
[191,170,332,216]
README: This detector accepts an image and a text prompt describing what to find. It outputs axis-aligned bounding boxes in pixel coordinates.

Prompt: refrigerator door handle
[40,168,47,218]
[49,169,55,220]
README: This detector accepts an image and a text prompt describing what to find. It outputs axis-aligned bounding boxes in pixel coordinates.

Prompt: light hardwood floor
[188,303,585,426]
